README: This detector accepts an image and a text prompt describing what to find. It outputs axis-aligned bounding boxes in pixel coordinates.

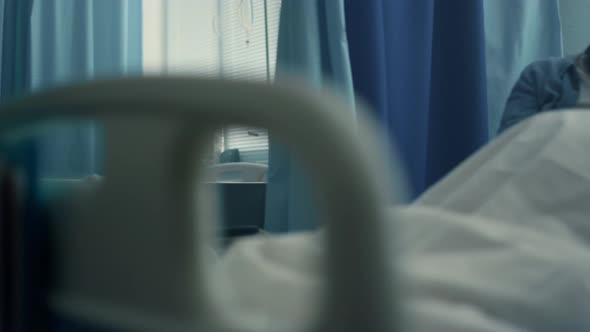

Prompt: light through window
[142,0,281,164]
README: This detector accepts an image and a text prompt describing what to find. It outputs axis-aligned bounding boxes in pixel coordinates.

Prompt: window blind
[166,0,220,76]
[218,0,281,163]
[143,0,281,164]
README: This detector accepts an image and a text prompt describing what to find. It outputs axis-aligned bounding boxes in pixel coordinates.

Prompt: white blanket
[211,111,590,332]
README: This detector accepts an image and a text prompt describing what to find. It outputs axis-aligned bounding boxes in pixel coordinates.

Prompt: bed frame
[0,78,404,332]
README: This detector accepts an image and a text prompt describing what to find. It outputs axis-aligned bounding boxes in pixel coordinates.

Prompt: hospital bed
[0,77,401,331]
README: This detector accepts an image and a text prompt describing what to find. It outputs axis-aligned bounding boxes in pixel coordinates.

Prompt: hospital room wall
[560,0,590,54]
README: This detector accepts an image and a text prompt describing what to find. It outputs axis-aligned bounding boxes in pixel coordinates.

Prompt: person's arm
[497,63,540,134]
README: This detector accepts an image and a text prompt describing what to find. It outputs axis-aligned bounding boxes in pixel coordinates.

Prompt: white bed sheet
[210,111,590,332]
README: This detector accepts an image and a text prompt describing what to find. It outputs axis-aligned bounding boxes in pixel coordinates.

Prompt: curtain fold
[30,0,142,177]
[264,0,355,233]
[484,0,563,135]
[0,4,39,331]
[0,0,34,101]
[426,1,489,187]
[345,0,489,197]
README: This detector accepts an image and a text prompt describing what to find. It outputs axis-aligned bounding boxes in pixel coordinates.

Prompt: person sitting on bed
[498,44,590,134]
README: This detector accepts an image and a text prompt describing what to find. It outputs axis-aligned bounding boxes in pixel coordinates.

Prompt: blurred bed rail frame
[0,77,403,332]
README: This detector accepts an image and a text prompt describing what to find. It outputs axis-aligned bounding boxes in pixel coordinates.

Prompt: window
[142,0,281,164]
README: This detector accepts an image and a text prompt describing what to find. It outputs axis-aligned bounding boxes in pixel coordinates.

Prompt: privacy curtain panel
[30,0,142,177]
[344,0,489,197]
[0,0,34,101]
[264,0,355,232]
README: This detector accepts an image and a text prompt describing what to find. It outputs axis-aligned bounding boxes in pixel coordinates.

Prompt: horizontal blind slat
[220,0,281,159]
[145,0,282,162]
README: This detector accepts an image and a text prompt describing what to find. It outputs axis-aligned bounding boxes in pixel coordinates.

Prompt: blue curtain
[30,0,142,177]
[264,0,355,233]
[484,0,563,135]
[1,4,40,331]
[344,0,489,197]
[0,0,34,101]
